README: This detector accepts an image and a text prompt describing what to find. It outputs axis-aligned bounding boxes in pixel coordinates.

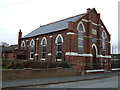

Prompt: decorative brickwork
[17,8,111,71]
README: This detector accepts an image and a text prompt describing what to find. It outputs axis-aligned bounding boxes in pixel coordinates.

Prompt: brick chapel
[16,8,111,70]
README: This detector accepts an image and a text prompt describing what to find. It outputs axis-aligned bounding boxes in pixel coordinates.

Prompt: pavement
[2,71,119,88]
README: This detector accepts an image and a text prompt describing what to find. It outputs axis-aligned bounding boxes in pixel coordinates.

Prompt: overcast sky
[0,0,119,49]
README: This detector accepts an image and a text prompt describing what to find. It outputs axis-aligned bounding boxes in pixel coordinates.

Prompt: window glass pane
[31,52,34,58]
[102,32,106,56]
[102,32,106,38]
[42,53,46,58]
[78,39,83,46]
[78,47,83,54]
[78,24,83,32]
[41,38,47,58]
[57,36,62,44]
[21,42,25,47]
[78,32,83,38]
[42,46,46,52]
[102,51,105,56]
[78,24,84,54]
[42,39,46,45]
[31,41,34,47]
[57,52,62,59]
[102,36,106,50]
[56,36,62,60]
[58,45,62,51]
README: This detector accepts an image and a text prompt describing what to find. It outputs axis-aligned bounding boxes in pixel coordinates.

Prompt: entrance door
[92,46,97,69]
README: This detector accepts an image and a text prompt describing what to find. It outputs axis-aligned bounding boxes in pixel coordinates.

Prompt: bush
[59,62,70,68]
[3,60,69,69]
[22,60,29,68]
[6,61,15,69]
[13,61,24,69]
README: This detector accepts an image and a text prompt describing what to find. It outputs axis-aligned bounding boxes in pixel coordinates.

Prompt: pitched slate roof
[22,14,85,39]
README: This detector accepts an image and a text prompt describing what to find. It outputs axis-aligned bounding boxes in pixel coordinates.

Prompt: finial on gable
[19,29,21,32]
[87,8,91,12]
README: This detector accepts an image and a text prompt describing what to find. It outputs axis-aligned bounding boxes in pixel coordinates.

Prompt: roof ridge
[40,13,85,27]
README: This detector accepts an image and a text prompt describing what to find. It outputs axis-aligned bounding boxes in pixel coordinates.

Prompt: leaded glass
[78,24,84,54]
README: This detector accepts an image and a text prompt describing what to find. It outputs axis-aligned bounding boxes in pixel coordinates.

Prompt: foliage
[13,61,24,69]
[58,62,70,68]
[2,60,70,69]
[22,60,29,68]
[6,61,15,69]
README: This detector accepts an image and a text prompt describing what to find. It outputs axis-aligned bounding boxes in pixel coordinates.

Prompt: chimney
[87,8,91,12]
[97,13,101,23]
[18,29,22,50]
[98,13,100,18]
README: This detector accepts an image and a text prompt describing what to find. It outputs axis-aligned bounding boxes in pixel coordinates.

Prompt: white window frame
[30,39,35,60]
[30,39,35,47]
[41,37,47,60]
[92,43,98,56]
[30,52,34,60]
[55,34,63,61]
[21,40,25,49]
[77,22,85,54]
[55,34,63,43]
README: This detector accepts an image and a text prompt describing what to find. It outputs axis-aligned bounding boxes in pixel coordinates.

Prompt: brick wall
[2,68,77,80]
[17,8,111,70]
[2,53,14,60]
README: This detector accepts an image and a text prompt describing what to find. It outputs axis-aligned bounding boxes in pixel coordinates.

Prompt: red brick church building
[17,8,111,70]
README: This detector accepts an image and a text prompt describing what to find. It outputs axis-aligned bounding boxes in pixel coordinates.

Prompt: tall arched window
[77,23,84,54]
[41,37,47,59]
[102,31,106,56]
[30,39,35,59]
[56,35,63,60]
[21,41,25,50]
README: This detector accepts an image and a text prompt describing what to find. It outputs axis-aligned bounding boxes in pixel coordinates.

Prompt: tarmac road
[24,75,119,88]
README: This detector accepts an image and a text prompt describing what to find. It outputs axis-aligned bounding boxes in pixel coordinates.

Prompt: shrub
[59,62,70,68]
[13,61,24,69]
[22,60,29,68]
[48,62,60,68]
[6,61,15,69]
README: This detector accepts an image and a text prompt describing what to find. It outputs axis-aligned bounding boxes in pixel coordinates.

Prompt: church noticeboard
[92,29,97,35]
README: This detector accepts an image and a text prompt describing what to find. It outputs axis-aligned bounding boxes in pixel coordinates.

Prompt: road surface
[24,75,119,88]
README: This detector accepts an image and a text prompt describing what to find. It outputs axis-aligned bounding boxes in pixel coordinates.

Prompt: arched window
[102,31,106,56]
[30,39,35,47]
[30,39,35,59]
[21,41,25,50]
[56,35,63,60]
[41,37,47,59]
[77,23,84,54]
